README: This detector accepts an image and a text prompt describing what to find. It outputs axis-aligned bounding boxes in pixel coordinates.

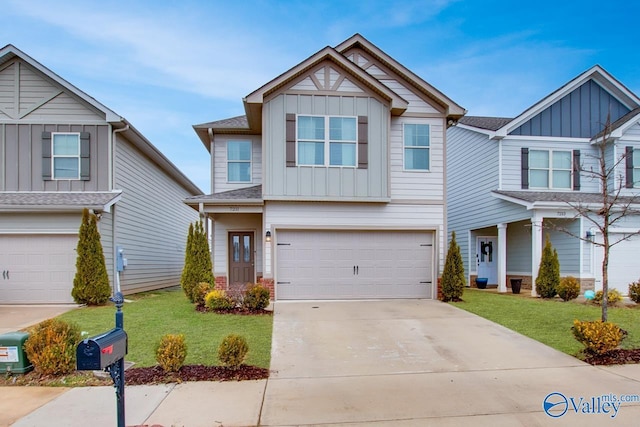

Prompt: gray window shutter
[521,147,529,189]
[286,114,296,167]
[80,132,90,180]
[626,146,634,188]
[572,149,580,190]
[358,116,368,169]
[42,131,52,180]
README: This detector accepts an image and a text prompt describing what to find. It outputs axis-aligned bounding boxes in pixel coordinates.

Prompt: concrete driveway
[0,304,77,335]
[261,300,640,426]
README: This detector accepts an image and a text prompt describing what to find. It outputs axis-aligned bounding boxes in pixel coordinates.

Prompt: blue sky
[2,0,639,193]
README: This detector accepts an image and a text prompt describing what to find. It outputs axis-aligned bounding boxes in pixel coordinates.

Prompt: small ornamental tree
[181,220,214,303]
[535,237,560,298]
[441,231,465,302]
[72,208,111,305]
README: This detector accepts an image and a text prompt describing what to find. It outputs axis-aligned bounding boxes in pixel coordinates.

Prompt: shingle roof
[493,190,639,205]
[593,107,640,139]
[194,115,249,130]
[0,191,122,210]
[185,185,262,202]
[458,116,513,131]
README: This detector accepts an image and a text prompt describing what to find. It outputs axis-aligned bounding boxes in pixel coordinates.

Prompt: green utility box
[0,332,33,374]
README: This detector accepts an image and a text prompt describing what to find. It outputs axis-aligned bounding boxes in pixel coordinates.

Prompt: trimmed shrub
[535,237,560,299]
[242,284,270,310]
[557,276,581,301]
[156,334,187,372]
[628,281,640,304]
[23,319,81,375]
[193,282,212,307]
[441,231,465,302]
[72,208,111,305]
[205,289,235,311]
[572,320,626,355]
[218,334,249,369]
[593,289,623,305]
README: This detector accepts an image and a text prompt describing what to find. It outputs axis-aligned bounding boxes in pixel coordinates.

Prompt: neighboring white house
[186,34,465,300]
[447,65,640,295]
[0,44,202,303]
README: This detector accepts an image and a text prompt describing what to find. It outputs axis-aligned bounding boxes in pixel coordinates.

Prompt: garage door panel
[1,235,76,304]
[276,230,433,300]
[595,234,640,294]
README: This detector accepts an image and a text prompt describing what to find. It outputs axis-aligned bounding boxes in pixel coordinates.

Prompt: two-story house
[186,34,465,300]
[0,45,201,304]
[447,65,640,296]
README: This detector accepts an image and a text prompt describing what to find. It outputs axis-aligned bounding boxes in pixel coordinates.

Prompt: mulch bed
[125,364,269,385]
[583,348,640,365]
[194,305,273,315]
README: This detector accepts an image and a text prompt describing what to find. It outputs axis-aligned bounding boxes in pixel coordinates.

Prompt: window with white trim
[52,133,80,179]
[529,149,572,189]
[227,140,251,182]
[403,124,430,171]
[297,115,356,166]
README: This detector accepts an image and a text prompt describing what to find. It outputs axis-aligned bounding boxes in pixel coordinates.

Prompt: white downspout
[111,124,129,294]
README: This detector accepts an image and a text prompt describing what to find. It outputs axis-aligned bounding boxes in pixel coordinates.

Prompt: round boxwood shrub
[557,276,581,301]
[156,334,187,373]
[205,289,235,311]
[24,318,81,375]
[242,284,270,310]
[593,289,623,305]
[218,334,249,369]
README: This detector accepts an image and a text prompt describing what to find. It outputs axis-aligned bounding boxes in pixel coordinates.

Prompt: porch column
[531,218,543,297]
[497,223,507,293]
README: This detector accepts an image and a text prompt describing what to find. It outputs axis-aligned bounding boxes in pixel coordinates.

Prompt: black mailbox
[76,328,128,371]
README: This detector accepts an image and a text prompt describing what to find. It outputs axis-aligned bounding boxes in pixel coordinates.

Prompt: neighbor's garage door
[0,235,77,304]
[595,233,640,294]
[276,230,433,300]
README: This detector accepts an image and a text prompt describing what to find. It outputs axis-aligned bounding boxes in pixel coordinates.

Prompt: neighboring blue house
[447,65,640,295]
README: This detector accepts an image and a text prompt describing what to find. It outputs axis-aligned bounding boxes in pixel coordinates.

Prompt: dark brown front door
[229,232,254,286]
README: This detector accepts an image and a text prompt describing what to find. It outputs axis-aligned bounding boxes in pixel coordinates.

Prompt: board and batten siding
[263,93,388,200]
[265,201,445,273]
[0,123,110,191]
[113,136,198,294]
[390,117,445,200]
[211,213,262,277]
[212,135,262,194]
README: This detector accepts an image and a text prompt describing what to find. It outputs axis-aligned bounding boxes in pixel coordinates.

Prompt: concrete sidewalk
[3,300,640,426]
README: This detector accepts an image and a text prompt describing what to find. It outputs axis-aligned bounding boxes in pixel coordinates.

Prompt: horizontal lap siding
[390,117,445,199]
[544,218,580,274]
[212,135,262,194]
[114,137,198,294]
[447,127,529,277]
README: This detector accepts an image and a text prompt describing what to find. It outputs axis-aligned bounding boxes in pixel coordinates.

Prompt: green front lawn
[450,289,640,356]
[58,289,272,368]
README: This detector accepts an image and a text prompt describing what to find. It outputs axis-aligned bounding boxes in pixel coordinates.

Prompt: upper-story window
[227,141,252,182]
[52,133,80,179]
[634,149,640,187]
[297,115,356,167]
[529,149,572,189]
[403,124,430,171]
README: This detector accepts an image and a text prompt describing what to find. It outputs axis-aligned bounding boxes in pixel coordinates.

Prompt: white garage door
[276,230,433,300]
[595,233,640,294]
[0,235,77,304]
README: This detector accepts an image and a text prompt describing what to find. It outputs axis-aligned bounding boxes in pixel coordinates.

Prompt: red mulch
[125,364,270,385]
[194,305,273,315]
[583,348,640,365]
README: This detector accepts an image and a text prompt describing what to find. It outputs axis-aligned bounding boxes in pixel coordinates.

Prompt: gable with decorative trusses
[0,58,102,122]
[289,63,366,94]
[342,47,443,115]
